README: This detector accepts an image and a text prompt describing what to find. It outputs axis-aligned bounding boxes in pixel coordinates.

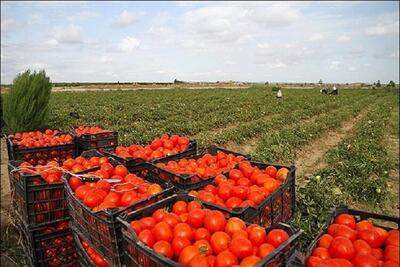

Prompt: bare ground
[294,109,368,181]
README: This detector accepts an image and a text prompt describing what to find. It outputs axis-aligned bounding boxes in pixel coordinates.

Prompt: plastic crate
[305,206,400,260]
[13,216,77,267]
[144,145,251,190]
[6,131,76,166]
[63,169,175,267]
[190,161,296,227]
[8,161,69,228]
[71,126,118,155]
[104,139,198,171]
[73,228,103,267]
[118,193,303,267]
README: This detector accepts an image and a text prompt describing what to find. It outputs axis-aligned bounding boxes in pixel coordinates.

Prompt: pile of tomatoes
[80,238,110,267]
[62,155,110,173]
[307,213,399,267]
[155,152,246,181]
[74,126,111,136]
[188,161,289,209]
[68,163,163,211]
[128,200,290,267]
[18,160,63,184]
[114,134,190,161]
[9,129,73,149]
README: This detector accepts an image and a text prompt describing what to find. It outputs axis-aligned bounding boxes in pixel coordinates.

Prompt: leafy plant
[3,70,52,133]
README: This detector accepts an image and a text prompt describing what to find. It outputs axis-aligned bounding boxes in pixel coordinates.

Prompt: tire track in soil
[295,108,369,182]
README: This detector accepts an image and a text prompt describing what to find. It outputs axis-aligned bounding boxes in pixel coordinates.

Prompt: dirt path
[294,109,368,180]
[1,137,11,228]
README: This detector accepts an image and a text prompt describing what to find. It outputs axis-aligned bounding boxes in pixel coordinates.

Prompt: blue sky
[1,1,399,84]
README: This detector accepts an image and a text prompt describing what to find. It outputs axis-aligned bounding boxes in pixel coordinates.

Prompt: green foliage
[3,70,52,133]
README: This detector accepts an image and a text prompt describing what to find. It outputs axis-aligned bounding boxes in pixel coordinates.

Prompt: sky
[1,1,399,84]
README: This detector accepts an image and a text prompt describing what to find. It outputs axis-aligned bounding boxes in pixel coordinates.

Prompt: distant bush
[3,70,52,133]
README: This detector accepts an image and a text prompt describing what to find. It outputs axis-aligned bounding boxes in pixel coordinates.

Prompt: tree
[3,70,52,133]
[318,79,323,86]
[388,80,396,88]
[376,80,381,88]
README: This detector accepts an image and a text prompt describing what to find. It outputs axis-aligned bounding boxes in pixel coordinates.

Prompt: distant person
[331,86,338,95]
[277,89,282,99]
[320,88,328,94]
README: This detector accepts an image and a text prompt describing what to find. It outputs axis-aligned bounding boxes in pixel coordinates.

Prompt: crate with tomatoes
[117,193,303,267]
[63,160,175,266]
[6,129,76,165]
[73,228,110,267]
[72,125,118,155]
[105,134,197,171]
[145,145,250,191]
[304,206,399,267]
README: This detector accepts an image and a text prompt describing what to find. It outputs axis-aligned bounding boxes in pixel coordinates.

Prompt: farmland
[1,86,399,266]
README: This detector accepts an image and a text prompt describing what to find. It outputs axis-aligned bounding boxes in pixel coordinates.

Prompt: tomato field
[1,86,399,266]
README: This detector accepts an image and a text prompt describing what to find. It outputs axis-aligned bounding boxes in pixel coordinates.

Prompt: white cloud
[68,11,99,21]
[365,20,399,36]
[310,33,324,41]
[51,24,83,44]
[118,37,140,52]
[113,10,143,28]
[348,66,357,72]
[100,55,113,63]
[338,35,351,42]
[329,61,341,70]
[257,42,270,49]
[272,59,287,68]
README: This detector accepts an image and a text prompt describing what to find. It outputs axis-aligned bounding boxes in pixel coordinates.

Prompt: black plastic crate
[189,161,296,227]
[13,216,77,267]
[6,131,76,165]
[304,206,400,261]
[118,193,303,267]
[145,145,251,190]
[71,125,118,155]
[104,139,198,171]
[73,228,108,267]
[63,169,175,267]
[8,161,69,228]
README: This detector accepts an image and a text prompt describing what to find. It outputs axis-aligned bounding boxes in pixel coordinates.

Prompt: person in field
[277,89,283,99]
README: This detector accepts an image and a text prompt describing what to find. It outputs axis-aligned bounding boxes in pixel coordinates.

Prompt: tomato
[275,168,289,182]
[353,239,372,255]
[386,230,399,247]
[69,176,83,191]
[258,243,275,258]
[327,224,339,236]
[232,229,248,239]
[195,228,211,241]
[215,175,228,186]
[306,256,323,267]
[266,229,289,248]
[148,184,163,195]
[312,247,331,260]
[130,220,143,235]
[114,165,128,178]
[163,213,180,228]
[358,229,383,248]
[120,191,138,207]
[247,191,264,206]
[194,240,212,256]
[237,178,251,187]
[384,245,399,262]
[138,229,155,247]
[188,208,206,228]
[328,236,355,260]
[100,163,114,177]
[210,231,231,254]
[218,184,233,200]
[179,245,200,266]
[318,234,333,249]
[265,166,277,179]
[229,237,253,259]
[229,169,243,181]
[174,223,194,242]
[356,220,374,232]
[153,209,166,222]
[232,186,249,200]
[140,217,156,230]
[248,226,266,246]
[172,201,188,215]
[333,224,357,242]
[104,192,121,205]
[152,222,173,242]
[225,218,246,236]
[215,250,238,267]
[240,256,261,267]
[188,201,202,212]
[374,227,388,245]
[188,255,210,267]
[172,236,191,257]
[371,248,383,260]
[352,253,379,267]
[152,240,174,259]
[225,197,243,209]
[335,214,356,230]
[204,210,226,232]
[83,190,103,208]
[96,180,111,193]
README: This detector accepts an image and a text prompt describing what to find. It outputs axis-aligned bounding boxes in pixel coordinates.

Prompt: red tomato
[258,243,275,258]
[172,201,188,215]
[240,255,261,267]
[152,222,173,242]
[153,209,166,222]
[225,197,243,209]
[153,241,173,259]
[265,166,277,179]
[204,211,226,233]
[312,247,331,260]
[187,201,202,212]
[140,217,156,230]
[384,245,399,262]
[352,253,379,267]
[179,246,200,266]
[248,226,266,246]
[232,186,248,200]
[114,165,128,178]
[69,176,83,191]
[138,229,155,247]
[174,223,194,242]
[215,250,238,267]
[328,236,356,260]
[371,248,383,260]
[358,229,383,248]
[130,220,143,235]
[353,239,372,255]
[188,209,206,228]
[172,237,191,257]
[188,255,210,267]
[229,237,253,259]
[266,229,289,248]
[120,191,138,207]
[225,218,246,236]
[327,224,340,236]
[386,230,399,247]
[210,231,231,254]
[218,184,233,200]
[318,234,333,249]
[333,224,357,242]
[335,214,356,229]
[229,169,243,181]
[195,228,211,241]
[194,240,212,256]
[247,191,264,206]
[306,256,323,267]
[163,213,180,228]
